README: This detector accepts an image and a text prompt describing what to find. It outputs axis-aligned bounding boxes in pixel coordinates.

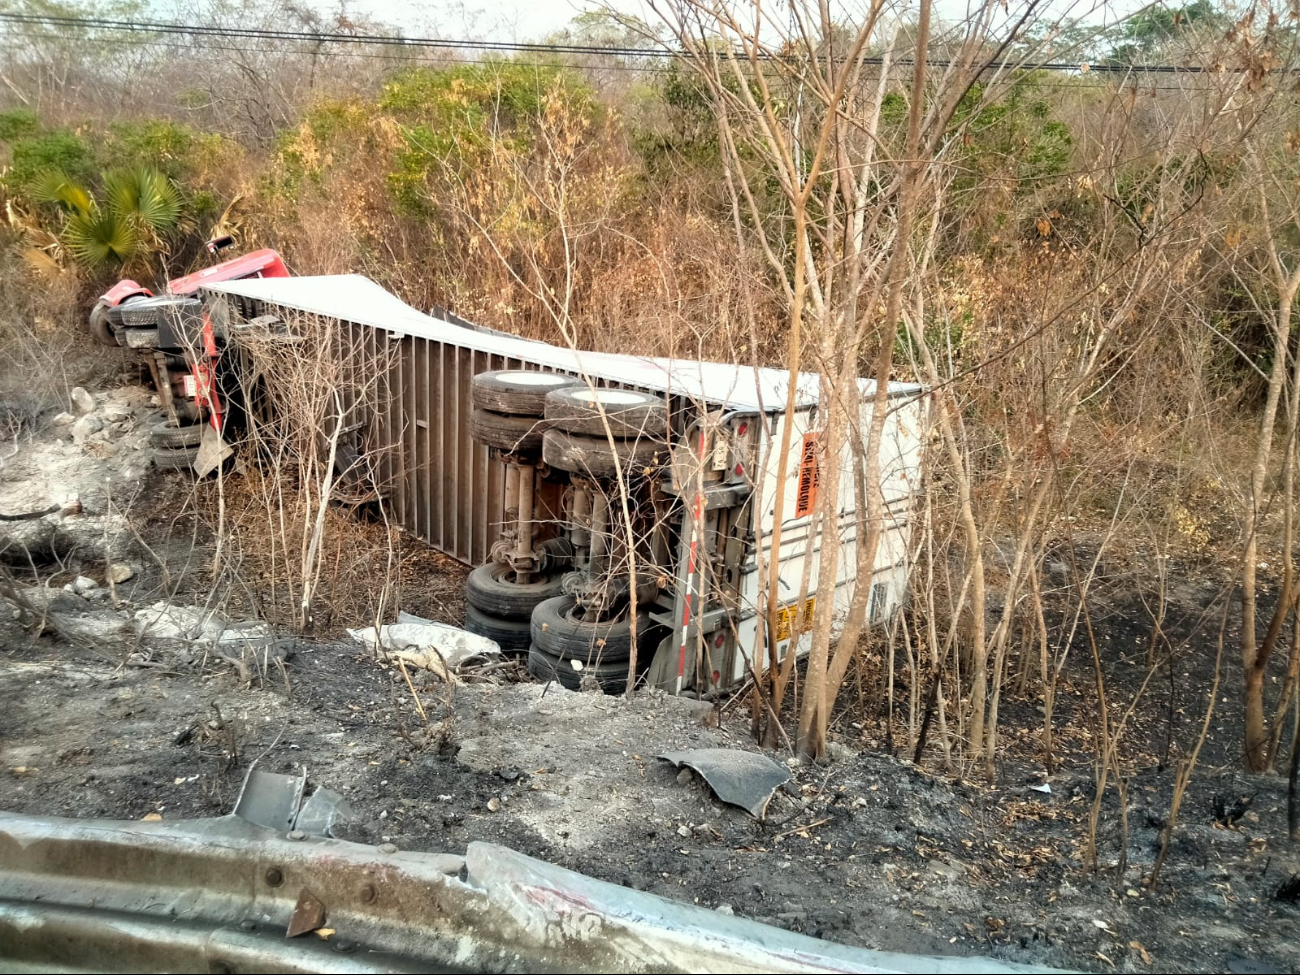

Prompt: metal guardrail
[0,811,1071,974]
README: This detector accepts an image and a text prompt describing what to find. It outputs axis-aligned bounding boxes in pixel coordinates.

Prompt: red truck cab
[164,248,290,296]
[89,248,290,346]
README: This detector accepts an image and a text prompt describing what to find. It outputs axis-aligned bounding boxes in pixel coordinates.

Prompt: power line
[0,10,1250,76]
[0,34,680,76]
[0,31,1229,94]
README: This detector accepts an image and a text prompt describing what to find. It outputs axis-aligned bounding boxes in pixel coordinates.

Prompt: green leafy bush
[0,108,38,141]
[7,130,94,193]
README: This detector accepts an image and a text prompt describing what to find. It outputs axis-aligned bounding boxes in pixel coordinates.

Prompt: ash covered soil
[3,382,1300,975]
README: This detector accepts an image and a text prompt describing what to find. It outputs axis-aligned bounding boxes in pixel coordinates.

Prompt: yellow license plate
[774,598,816,642]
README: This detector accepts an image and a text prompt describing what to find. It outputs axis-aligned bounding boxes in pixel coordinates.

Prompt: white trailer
[205,274,926,694]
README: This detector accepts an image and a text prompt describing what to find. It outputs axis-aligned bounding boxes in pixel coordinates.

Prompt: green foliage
[955,78,1075,183]
[390,63,596,210]
[97,119,230,188]
[379,62,591,126]
[880,91,908,128]
[32,169,93,214]
[1112,152,1238,233]
[29,164,182,269]
[267,61,604,223]
[302,99,370,145]
[634,63,760,174]
[63,207,137,266]
[0,108,37,141]
[7,129,94,193]
[1105,0,1228,64]
[190,189,219,218]
[103,166,182,232]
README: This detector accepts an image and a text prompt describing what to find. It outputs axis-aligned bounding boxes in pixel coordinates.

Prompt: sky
[336,0,642,41]
[333,0,1151,44]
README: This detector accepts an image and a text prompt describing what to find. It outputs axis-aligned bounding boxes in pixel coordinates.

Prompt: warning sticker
[774,597,816,642]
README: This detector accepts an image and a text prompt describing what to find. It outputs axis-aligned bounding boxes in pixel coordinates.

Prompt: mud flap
[646,631,694,692]
[194,424,234,478]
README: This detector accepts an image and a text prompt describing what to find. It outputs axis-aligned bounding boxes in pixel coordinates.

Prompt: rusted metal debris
[285,887,326,938]
[0,811,1073,974]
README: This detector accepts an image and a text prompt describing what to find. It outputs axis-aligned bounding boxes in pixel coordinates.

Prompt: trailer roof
[206,274,923,414]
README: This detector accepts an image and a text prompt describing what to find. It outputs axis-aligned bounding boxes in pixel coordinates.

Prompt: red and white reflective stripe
[674,432,708,693]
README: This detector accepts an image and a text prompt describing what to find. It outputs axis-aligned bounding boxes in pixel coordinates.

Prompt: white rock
[826,741,856,763]
[215,620,275,648]
[51,412,75,425]
[135,602,230,643]
[70,387,95,414]
[72,576,98,594]
[106,563,134,584]
[347,621,501,668]
[71,415,103,443]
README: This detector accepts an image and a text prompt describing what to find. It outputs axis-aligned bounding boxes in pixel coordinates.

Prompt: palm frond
[104,166,182,232]
[63,209,138,267]
[30,171,94,217]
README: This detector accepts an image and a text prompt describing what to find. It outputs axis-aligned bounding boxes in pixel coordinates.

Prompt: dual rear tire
[463,561,564,654]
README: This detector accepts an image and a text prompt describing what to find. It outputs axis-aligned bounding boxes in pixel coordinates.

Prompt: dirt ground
[3,381,1300,975]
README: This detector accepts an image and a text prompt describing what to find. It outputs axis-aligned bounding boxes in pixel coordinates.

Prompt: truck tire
[149,418,204,449]
[88,301,118,348]
[466,562,565,620]
[530,594,654,664]
[468,407,548,454]
[464,605,531,654]
[527,644,631,693]
[152,445,198,471]
[471,370,578,416]
[542,428,668,480]
[544,387,668,439]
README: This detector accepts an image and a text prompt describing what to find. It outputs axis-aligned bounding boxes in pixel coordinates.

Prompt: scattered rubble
[69,386,95,415]
[66,576,98,595]
[0,384,155,575]
[70,415,103,443]
[134,602,274,649]
[106,563,134,585]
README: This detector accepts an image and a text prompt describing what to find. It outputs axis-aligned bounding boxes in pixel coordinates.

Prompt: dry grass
[193,472,467,636]
[0,249,129,434]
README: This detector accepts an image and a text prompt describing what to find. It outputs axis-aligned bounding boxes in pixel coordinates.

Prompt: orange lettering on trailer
[795,432,820,518]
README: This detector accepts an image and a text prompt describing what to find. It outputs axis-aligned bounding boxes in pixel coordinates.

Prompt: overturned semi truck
[196,274,926,697]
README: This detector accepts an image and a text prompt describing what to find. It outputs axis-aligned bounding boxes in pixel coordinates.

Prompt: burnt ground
[3,381,1300,975]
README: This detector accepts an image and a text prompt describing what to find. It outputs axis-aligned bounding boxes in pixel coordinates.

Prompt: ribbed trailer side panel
[214,293,575,566]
